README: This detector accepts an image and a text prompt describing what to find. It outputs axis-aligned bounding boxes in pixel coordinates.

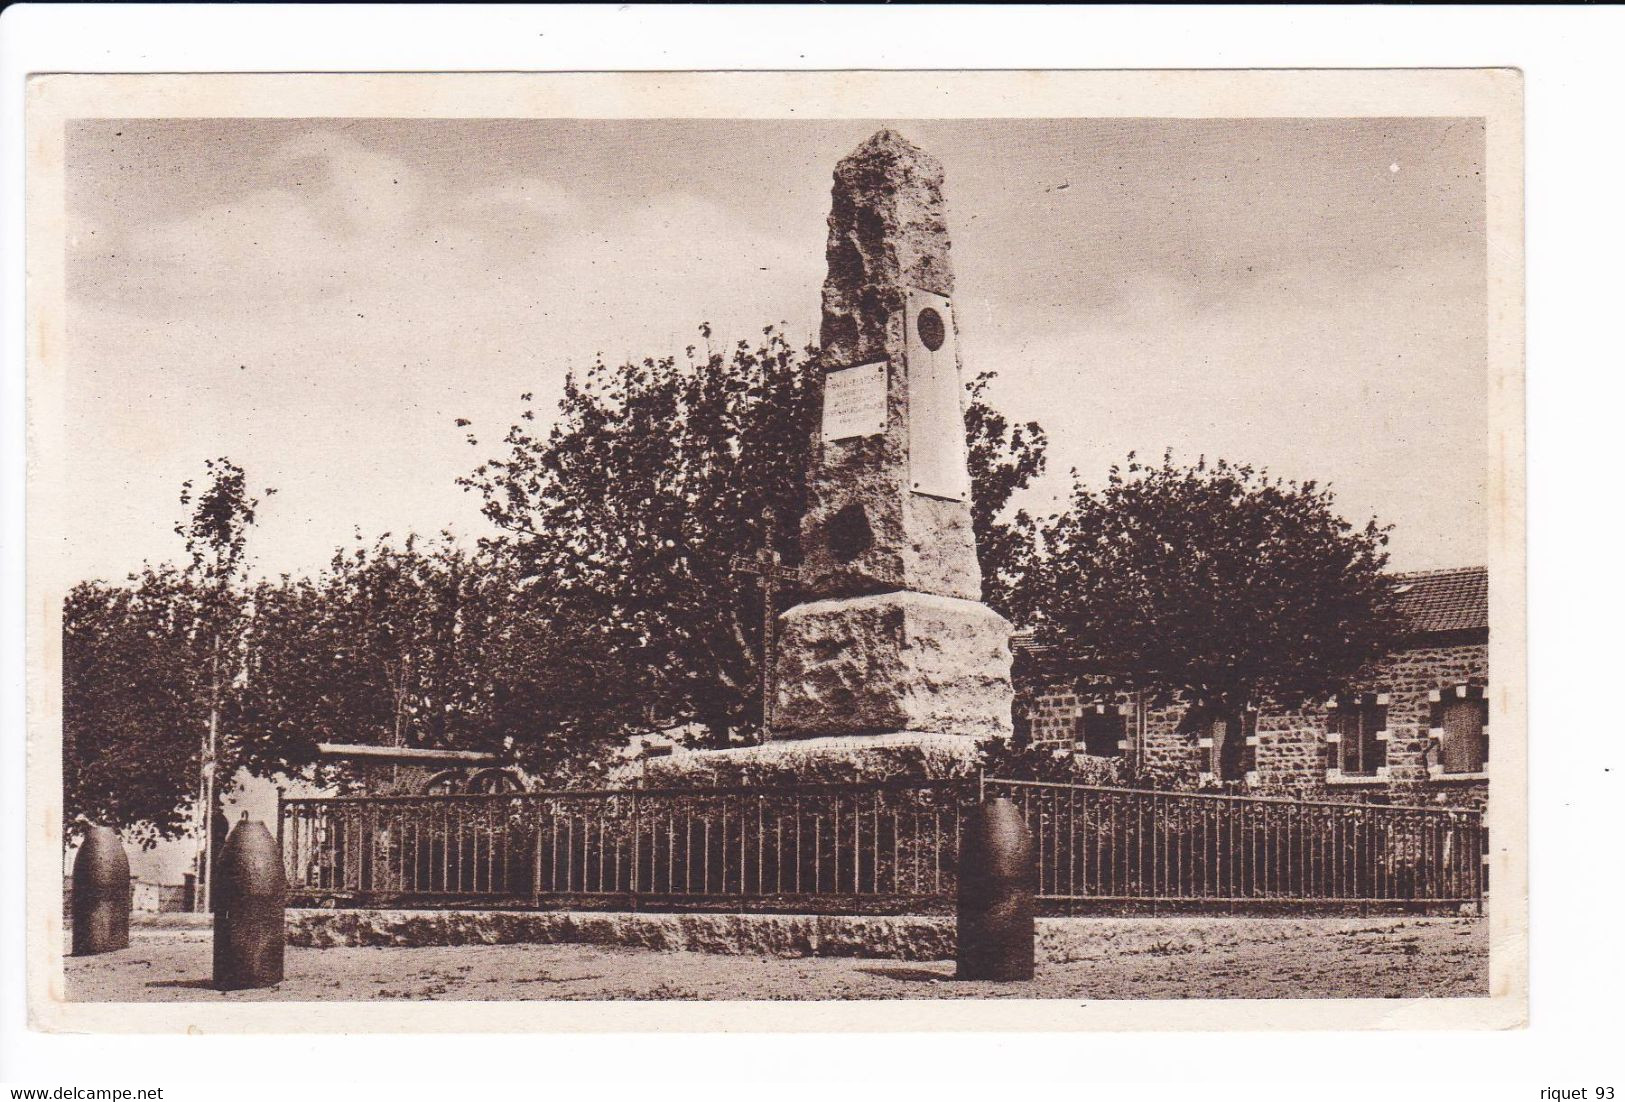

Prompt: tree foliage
[460,327,814,747]
[1014,450,1403,717]
[63,568,209,846]
[243,535,499,764]
[237,534,628,782]
[964,371,1047,618]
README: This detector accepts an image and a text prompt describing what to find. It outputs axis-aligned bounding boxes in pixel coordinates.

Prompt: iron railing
[279,780,966,912]
[984,778,1485,907]
[278,777,1485,913]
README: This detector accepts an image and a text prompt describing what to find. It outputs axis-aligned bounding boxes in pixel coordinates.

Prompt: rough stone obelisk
[772,129,1014,744]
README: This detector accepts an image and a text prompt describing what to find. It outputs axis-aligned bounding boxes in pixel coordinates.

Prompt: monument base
[773,590,1014,742]
[637,731,985,788]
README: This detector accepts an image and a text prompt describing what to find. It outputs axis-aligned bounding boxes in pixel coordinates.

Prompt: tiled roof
[1010,564,1488,656]
[1389,565,1488,635]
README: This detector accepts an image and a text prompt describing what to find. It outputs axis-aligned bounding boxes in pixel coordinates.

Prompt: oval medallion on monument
[917,306,946,351]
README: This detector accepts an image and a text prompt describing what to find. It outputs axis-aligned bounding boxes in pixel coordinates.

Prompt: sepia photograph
[22,68,1525,1032]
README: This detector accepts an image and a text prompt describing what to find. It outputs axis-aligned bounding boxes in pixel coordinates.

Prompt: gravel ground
[65,916,1487,1001]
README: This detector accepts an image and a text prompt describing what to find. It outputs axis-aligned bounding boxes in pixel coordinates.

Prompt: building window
[1203,711,1256,782]
[1075,706,1126,757]
[1327,696,1388,776]
[1432,685,1488,775]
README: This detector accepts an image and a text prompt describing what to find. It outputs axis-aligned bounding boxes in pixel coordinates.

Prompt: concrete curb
[286,909,961,961]
[131,909,1470,963]
[132,912,213,928]
[285,909,1460,962]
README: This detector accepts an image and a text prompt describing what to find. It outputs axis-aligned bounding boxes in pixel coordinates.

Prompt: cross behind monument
[731,508,800,739]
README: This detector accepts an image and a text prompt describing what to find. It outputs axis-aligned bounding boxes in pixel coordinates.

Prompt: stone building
[1015,565,1490,808]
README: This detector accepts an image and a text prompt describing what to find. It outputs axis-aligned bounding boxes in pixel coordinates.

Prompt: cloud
[68,134,391,315]
[70,126,817,336]
[453,176,580,224]
[261,129,424,237]
[63,130,822,582]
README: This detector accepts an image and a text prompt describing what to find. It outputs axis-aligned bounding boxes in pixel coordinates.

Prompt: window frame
[1429,683,1490,777]
[1325,693,1390,780]
[1198,708,1257,784]
[1074,703,1130,759]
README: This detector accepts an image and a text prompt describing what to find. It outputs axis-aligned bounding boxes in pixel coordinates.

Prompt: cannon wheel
[464,768,522,794]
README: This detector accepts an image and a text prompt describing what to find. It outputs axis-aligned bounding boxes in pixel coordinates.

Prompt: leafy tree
[965,371,1047,618]
[460,328,813,749]
[239,534,495,768]
[63,568,207,847]
[237,534,630,783]
[1015,451,1402,778]
[65,481,633,846]
[459,328,1048,750]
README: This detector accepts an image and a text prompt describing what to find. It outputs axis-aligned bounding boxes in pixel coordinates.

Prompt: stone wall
[1027,688,1088,747]
[1020,632,1489,810]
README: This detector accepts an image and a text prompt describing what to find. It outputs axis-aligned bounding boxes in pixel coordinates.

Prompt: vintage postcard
[24,69,1525,1032]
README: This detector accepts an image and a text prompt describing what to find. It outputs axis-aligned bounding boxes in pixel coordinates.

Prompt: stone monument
[772,129,1014,747]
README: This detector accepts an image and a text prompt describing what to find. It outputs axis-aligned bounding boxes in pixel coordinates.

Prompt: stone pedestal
[640,731,983,788]
[774,591,1014,742]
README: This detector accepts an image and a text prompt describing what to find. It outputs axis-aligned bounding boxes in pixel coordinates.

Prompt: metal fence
[983,778,1485,908]
[278,777,1485,913]
[280,780,966,913]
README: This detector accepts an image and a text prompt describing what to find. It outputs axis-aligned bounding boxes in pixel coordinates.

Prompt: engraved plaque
[821,360,888,443]
[905,289,970,502]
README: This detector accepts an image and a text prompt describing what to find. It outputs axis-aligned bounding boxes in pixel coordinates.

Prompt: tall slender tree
[174,458,265,906]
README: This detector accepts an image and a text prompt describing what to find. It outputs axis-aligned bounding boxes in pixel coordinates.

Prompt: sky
[63,117,1487,583]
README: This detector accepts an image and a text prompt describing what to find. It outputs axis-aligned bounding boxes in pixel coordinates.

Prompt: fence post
[629,786,642,911]
[274,787,285,884]
[531,795,544,908]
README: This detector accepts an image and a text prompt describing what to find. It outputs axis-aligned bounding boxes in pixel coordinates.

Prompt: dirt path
[65,916,1486,1001]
